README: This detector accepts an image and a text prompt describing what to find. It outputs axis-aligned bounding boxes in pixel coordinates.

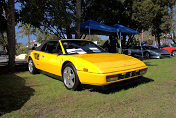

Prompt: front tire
[28,58,39,74]
[62,63,81,90]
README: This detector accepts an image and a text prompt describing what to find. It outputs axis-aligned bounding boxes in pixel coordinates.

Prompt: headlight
[139,68,147,75]
[106,75,118,82]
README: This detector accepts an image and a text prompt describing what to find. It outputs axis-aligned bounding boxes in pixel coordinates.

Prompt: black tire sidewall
[145,52,150,59]
[62,63,81,90]
[172,51,176,56]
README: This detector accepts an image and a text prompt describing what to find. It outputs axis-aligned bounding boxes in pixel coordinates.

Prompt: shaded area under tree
[0,74,35,116]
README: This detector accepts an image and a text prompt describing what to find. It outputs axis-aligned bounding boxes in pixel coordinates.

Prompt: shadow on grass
[144,62,157,66]
[41,71,63,81]
[40,71,154,93]
[87,76,154,94]
[0,74,35,116]
[0,62,28,74]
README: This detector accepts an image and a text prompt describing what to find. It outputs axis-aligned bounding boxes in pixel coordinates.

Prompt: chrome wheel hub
[28,60,33,73]
[63,67,75,88]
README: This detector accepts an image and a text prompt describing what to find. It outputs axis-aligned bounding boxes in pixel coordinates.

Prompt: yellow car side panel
[37,52,63,75]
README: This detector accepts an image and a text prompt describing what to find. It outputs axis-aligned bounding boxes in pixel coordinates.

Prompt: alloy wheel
[63,67,76,89]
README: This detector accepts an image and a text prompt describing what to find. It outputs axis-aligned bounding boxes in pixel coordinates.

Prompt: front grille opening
[106,69,147,82]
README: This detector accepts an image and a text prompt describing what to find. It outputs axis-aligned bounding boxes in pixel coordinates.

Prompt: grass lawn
[0,57,176,118]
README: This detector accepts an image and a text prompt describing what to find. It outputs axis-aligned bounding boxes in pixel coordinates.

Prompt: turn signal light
[83,68,88,72]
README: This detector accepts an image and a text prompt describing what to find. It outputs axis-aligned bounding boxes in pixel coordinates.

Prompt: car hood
[149,49,170,54]
[71,53,147,73]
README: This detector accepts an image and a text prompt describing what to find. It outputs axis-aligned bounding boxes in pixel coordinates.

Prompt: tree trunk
[7,0,16,70]
[170,6,176,44]
[28,34,30,47]
[173,31,176,44]
[156,32,160,48]
[66,26,72,39]
[75,0,81,39]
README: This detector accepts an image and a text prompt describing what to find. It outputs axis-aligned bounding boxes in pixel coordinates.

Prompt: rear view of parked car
[0,51,7,56]
[161,44,176,56]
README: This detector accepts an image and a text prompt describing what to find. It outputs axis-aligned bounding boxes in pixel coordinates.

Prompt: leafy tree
[18,0,174,47]
[167,0,176,42]
[17,23,37,47]
[16,42,30,55]
[35,29,58,43]
[0,0,7,49]
[19,0,125,38]
[0,33,7,50]
[131,0,158,31]
[82,0,123,25]
[1,0,20,70]
[19,0,74,39]
[84,35,100,41]
[150,0,171,47]
[124,0,173,47]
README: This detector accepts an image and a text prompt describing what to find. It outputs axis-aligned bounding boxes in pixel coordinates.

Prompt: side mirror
[32,44,37,50]
[32,46,36,50]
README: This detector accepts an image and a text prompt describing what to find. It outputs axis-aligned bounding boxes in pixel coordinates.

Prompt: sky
[15,3,36,45]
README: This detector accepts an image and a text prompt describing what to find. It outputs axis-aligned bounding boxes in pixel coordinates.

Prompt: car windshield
[143,46,158,50]
[61,40,105,55]
[171,44,176,47]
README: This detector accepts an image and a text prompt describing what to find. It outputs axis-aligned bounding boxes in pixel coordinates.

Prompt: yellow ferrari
[27,39,147,90]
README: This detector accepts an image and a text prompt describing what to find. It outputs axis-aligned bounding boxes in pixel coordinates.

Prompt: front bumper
[77,66,148,86]
[150,54,171,59]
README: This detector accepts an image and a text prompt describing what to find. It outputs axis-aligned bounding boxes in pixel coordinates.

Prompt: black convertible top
[35,39,60,51]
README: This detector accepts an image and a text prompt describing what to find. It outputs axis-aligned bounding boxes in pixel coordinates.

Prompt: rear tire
[171,51,176,56]
[28,58,39,74]
[62,63,81,90]
[144,52,150,59]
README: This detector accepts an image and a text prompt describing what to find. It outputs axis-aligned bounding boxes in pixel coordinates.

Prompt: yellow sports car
[27,39,147,90]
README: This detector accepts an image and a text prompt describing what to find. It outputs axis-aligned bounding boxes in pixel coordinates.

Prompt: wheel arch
[144,51,149,54]
[171,50,176,53]
[61,61,73,75]
[171,50,176,56]
[27,56,32,63]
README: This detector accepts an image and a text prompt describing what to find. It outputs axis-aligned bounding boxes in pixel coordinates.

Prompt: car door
[31,43,48,69]
[130,46,139,55]
[135,46,142,55]
[39,41,64,76]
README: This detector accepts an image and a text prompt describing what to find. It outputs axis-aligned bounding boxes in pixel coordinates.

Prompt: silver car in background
[123,46,171,59]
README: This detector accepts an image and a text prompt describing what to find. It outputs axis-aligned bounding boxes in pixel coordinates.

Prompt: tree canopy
[19,0,75,39]
[1,0,176,48]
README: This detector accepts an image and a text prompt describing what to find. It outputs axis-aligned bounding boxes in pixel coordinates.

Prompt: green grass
[0,57,176,118]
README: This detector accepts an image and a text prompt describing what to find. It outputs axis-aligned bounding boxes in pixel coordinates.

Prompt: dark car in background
[123,46,171,59]
[0,50,6,56]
